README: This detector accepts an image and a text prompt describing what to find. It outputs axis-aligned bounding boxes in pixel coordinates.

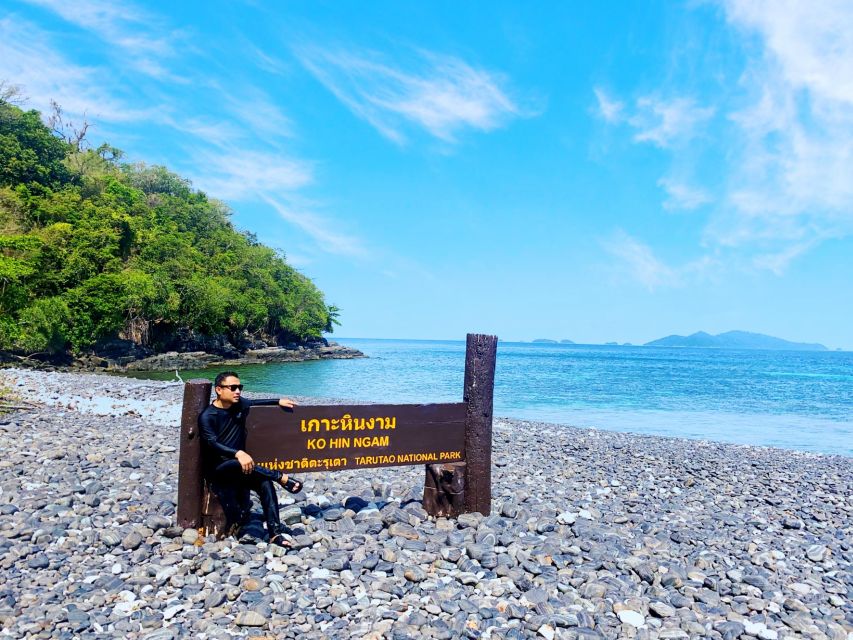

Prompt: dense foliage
[0,99,336,355]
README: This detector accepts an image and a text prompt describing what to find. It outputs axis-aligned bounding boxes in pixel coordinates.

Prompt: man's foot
[269,533,294,549]
[280,476,303,494]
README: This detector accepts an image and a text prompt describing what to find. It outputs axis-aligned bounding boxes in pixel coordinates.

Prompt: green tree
[0,97,338,356]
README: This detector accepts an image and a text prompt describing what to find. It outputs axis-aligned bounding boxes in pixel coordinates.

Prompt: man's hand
[235,450,254,474]
[278,398,296,409]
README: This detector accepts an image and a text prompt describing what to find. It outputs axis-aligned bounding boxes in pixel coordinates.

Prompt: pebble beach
[0,368,850,640]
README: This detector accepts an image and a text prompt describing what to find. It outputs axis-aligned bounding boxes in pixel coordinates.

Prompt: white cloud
[603,230,717,291]
[0,17,155,123]
[719,0,853,252]
[597,1,853,273]
[593,87,624,122]
[296,45,527,143]
[658,178,713,210]
[20,0,178,78]
[221,86,294,140]
[629,96,716,148]
[190,149,313,201]
[260,195,368,258]
[185,148,367,259]
[603,230,681,290]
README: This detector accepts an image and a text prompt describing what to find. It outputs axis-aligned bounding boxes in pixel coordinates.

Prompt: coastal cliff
[1,339,364,372]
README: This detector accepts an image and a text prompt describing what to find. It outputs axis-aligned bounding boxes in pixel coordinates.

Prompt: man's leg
[249,476,284,539]
[211,461,254,535]
[215,458,283,483]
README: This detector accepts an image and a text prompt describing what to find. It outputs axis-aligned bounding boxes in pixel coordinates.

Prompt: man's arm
[246,397,296,409]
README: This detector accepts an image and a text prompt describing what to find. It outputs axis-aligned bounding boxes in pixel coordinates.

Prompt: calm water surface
[131,339,852,456]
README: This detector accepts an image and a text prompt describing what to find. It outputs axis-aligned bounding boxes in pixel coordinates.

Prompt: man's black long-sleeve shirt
[198,397,279,473]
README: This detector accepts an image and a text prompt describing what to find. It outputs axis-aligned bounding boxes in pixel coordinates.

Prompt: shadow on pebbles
[0,369,851,639]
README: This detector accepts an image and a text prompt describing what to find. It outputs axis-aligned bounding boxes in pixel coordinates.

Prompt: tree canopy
[0,98,336,355]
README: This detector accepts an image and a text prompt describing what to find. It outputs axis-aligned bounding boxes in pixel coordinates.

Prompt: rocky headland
[0,369,850,640]
[1,339,364,374]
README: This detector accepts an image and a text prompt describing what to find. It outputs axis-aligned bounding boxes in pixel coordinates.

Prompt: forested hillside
[0,97,336,358]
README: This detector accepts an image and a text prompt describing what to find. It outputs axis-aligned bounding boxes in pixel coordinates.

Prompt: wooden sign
[177,332,497,534]
[245,403,466,472]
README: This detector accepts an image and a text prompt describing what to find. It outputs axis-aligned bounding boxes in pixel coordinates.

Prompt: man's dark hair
[214,371,240,388]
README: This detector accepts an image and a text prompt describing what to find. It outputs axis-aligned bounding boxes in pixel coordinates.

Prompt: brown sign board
[245,403,467,473]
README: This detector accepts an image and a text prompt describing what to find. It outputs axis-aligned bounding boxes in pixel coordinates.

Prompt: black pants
[209,460,283,538]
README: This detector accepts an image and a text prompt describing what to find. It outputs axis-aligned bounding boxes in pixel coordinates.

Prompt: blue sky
[3,1,852,348]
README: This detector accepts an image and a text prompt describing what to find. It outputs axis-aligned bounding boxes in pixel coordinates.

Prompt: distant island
[645,331,827,351]
[532,339,575,344]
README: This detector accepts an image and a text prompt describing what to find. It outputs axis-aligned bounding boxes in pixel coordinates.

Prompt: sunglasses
[218,384,244,391]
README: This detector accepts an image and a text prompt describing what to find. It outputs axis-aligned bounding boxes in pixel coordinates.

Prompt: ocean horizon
[129,337,852,457]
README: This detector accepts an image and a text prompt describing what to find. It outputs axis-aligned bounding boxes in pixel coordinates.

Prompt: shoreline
[2,367,849,460]
[1,369,851,639]
[0,341,366,374]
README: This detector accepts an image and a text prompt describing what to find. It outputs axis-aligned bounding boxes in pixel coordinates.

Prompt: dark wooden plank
[423,462,466,518]
[463,333,498,515]
[176,379,211,529]
[245,403,466,472]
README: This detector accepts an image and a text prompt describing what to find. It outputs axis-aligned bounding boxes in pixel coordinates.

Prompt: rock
[649,602,675,618]
[280,505,302,525]
[27,554,49,569]
[145,515,171,530]
[242,578,261,591]
[617,610,645,628]
[235,611,266,627]
[323,507,344,521]
[538,624,556,640]
[122,531,143,550]
[557,512,577,525]
[388,523,419,540]
[181,528,199,545]
[806,544,828,562]
[100,530,121,546]
[404,567,426,582]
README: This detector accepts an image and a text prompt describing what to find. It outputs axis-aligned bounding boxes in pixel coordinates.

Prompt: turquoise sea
[135,338,853,456]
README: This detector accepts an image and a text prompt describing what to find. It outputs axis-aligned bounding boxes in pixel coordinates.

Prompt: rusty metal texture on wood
[245,403,466,472]
[176,379,211,529]
[201,481,226,538]
[423,462,466,518]
[462,333,498,515]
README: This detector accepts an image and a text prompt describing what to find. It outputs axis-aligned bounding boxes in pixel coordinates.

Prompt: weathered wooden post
[177,379,210,529]
[423,461,466,517]
[462,333,497,515]
[423,333,497,517]
[177,378,228,536]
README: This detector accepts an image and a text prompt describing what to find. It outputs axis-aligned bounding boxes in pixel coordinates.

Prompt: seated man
[198,371,302,547]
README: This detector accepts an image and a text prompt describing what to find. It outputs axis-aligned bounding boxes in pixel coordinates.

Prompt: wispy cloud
[179,141,370,259]
[0,16,155,123]
[221,85,294,140]
[296,45,528,144]
[658,177,712,210]
[594,89,715,147]
[593,87,624,122]
[629,96,715,148]
[190,149,313,201]
[597,0,853,273]
[260,195,368,258]
[603,230,681,290]
[20,0,179,78]
[603,230,716,291]
[714,0,853,269]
